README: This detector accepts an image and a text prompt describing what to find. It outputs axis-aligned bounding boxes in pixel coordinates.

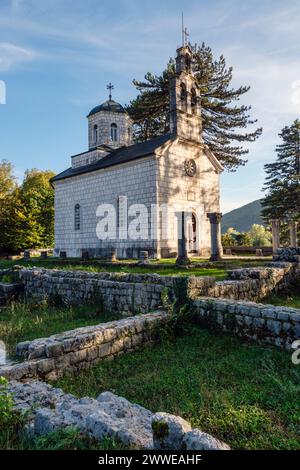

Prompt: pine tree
[127,43,262,171]
[262,119,300,223]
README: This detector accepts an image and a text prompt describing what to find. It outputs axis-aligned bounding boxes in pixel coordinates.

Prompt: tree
[0,159,16,200]
[221,231,237,247]
[128,43,262,171]
[0,165,55,254]
[0,160,17,253]
[236,232,252,247]
[12,169,55,251]
[221,225,271,247]
[262,119,300,223]
[248,224,272,247]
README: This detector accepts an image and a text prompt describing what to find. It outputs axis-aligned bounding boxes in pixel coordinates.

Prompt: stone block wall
[17,263,297,314]
[0,282,23,305]
[194,297,300,349]
[18,268,216,313]
[53,156,158,259]
[0,311,168,381]
[273,247,300,263]
[207,262,296,302]
[87,110,132,150]
[19,269,165,314]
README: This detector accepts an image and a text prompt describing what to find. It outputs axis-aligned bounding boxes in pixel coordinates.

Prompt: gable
[154,137,223,174]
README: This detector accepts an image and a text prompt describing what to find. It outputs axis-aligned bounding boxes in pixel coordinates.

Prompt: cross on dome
[107,82,114,101]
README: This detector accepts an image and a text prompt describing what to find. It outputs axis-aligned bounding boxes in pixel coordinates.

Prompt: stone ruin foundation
[0,258,299,450]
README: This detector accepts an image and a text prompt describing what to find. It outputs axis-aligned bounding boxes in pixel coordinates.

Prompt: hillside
[222,199,264,233]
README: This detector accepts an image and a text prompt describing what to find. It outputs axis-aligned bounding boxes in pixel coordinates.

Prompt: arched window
[180,83,187,112]
[93,125,98,143]
[74,204,81,231]
[191,88,197,114]
[111,123,118,142]
[185,55,191,73]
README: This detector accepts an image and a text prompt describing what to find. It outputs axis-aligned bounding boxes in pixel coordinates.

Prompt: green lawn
[56,325,300,450]
[0,302,122,357]
[263,282,300,309]
[0,256,271,280]
[263,294,300,309]
[0,258,228,279]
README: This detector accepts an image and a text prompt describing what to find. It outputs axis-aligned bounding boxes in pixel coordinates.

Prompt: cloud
[0,42,37,71]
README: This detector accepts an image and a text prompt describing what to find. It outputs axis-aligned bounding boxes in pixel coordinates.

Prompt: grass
[264,296,300,309]
[0,425,129,450]
[0,302,122,357]
[56,325,300,450]
[0,256,271,280]
[263,282,300,309]
[0,257,228,279]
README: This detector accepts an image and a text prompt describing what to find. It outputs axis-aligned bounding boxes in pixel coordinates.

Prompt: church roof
[87,99,126,117]
[51,134,172,183]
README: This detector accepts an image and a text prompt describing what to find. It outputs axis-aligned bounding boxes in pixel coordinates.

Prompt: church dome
[88,99,126,117]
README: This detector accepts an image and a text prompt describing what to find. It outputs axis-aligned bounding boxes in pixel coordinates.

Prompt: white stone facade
[156,139,220,257]
[53,139,220,258]
[54,157,159,258]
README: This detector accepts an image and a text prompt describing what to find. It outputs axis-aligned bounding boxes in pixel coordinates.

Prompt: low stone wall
[18,268,215,313]
[17,263,297,313]
[8,380,229,450]
[194,297,300,349]
[0,282,23,305]
[0,312,168,381]
[273,247,300,263]
[19,269,167,314]
[207,262,297,302]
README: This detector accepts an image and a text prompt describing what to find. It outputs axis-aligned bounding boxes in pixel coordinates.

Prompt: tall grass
[0,301,122,357]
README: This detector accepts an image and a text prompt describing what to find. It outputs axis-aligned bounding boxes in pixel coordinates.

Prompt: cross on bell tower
[107,82,114,101]
[169,19,202,143]
[181,13,189,47]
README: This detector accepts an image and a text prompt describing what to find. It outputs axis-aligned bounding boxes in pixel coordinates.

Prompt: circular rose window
[184,159,197,177]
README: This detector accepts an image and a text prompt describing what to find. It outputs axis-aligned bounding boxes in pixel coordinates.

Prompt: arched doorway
[187,212,197,253]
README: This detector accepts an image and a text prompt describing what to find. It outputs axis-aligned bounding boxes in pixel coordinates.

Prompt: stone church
[51,45,223,259]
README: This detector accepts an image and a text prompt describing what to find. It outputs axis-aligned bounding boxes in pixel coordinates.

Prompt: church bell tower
[169,45,202,143]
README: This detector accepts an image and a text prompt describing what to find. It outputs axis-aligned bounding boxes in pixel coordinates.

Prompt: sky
[0,0,299,213]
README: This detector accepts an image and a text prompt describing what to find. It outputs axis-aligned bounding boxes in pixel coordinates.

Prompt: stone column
[138,251,149,265]
[23,250,31,261]
[289,221,298,248]
[269,219,281,253]
[207,212,223,261]
[175,212,190,266]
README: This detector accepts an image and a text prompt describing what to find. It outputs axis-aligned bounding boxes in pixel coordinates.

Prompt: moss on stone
[152,420,169,439]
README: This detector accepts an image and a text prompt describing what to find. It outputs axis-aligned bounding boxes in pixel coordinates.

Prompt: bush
[0,376,24,449]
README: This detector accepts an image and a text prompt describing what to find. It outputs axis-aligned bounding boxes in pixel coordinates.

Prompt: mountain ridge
[222,199,264,233]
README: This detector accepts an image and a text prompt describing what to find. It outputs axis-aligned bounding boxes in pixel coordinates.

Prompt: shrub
[0,376,24,449]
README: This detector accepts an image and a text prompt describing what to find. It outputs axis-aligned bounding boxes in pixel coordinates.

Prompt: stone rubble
[152,412,192,450]
[152,413,229,450]
[8,380,230,450]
